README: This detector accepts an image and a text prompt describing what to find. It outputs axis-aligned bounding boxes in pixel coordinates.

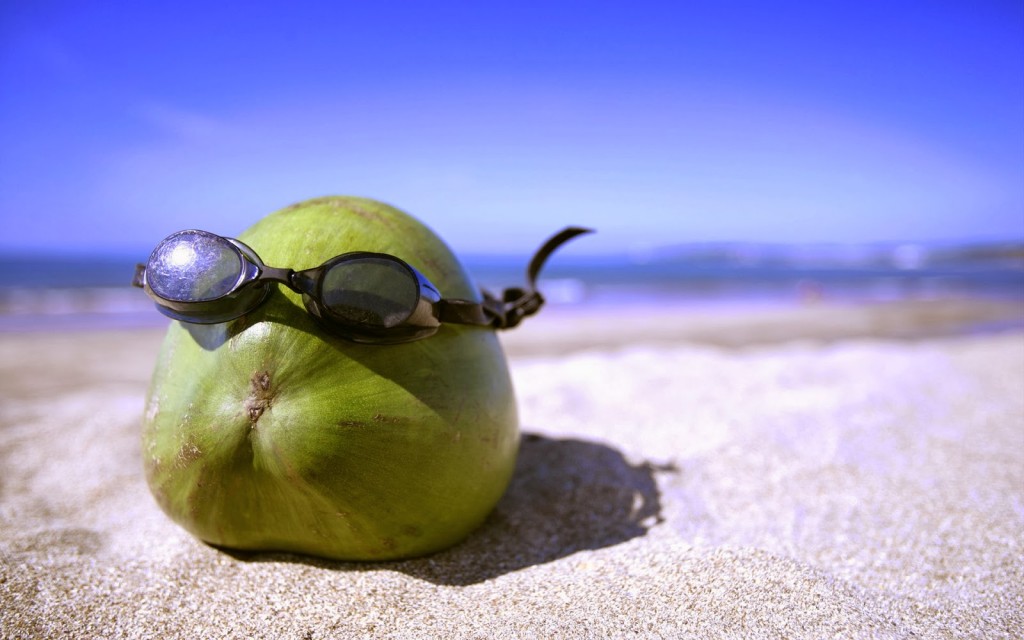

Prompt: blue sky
[1,1,1022,256]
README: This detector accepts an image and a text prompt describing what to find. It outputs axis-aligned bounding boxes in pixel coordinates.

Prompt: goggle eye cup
[319,256,421,329]
[147,230,246,303]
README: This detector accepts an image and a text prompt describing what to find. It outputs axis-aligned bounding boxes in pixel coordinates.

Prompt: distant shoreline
[499,297,1024,356]
[4,296,1022,360]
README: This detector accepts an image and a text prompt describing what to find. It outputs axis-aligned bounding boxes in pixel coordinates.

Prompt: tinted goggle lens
[321,257,420,329]
[147,231,244,303]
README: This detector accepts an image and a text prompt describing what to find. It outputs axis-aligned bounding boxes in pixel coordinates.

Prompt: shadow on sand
[225,432,675,586]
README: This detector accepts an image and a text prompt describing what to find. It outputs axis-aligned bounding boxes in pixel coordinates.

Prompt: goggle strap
[525,226,593,291]
[132,264,146,288]
[485,226,594,329]
[437,298,494,326]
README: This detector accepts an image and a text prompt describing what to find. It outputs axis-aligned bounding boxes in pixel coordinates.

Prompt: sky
[1,1,1022,256]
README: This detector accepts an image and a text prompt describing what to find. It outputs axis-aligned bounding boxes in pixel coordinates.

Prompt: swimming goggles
[133,226,591,344]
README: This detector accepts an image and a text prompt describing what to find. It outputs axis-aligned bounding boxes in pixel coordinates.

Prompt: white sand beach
[2,300,1023,638]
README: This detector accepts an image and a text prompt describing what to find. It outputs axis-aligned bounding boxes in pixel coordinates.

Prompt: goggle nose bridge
[257,265,299,290]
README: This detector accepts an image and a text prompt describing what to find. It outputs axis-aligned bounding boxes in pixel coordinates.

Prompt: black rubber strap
[438,298,493,326]
[439,226,593,330]
[132,263,146,288]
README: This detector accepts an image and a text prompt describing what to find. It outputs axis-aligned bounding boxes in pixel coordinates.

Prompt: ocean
[1,243,1022,332]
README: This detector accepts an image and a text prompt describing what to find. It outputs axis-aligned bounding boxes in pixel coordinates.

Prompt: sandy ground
[1,300,1023,639]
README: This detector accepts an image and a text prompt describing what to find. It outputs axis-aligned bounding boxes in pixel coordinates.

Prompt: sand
[1,301,1023,639]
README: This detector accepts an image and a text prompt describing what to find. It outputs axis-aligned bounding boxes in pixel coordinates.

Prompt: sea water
[1,245,1022,332]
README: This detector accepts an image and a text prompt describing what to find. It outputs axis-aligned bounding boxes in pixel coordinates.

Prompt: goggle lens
[148,231,243,303]
[321,257,419,328]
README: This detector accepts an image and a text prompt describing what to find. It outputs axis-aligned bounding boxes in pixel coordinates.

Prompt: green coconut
[141,196,519,561]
